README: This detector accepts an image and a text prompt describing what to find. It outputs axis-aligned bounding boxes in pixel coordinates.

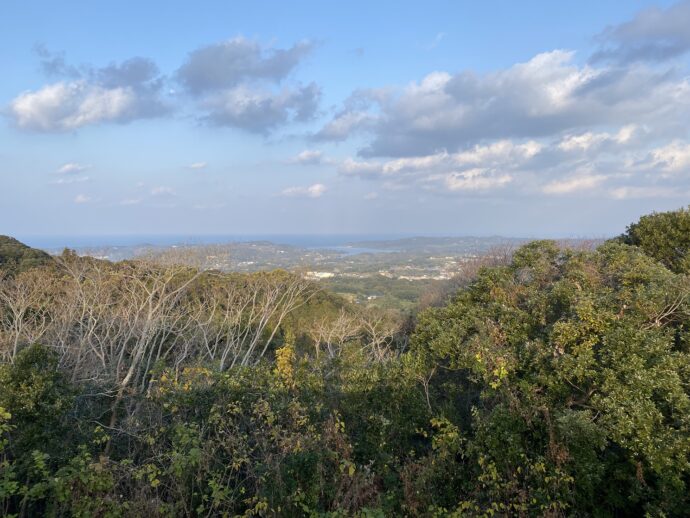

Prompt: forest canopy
[0,236,52,274]
[1,208,690,516]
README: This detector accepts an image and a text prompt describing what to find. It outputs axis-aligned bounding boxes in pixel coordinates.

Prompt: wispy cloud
[591,0,690,64]
[151,186,176,196]
[187,161,208,170]
[425,32,446,50]
[51,176,90,185]
[56,162,90,174]
[542,175,607,195]
[281,183,327,198]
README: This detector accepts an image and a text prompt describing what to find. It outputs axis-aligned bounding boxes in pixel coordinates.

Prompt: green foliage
[619,205,690,273]
[322,275,439,311]
[0,344,75,456]
[1,209,690,515]
[0,236,53,275]
[413,239,690,515]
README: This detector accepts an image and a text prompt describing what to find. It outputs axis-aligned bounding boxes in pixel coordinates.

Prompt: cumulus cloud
[339,157,385,177]
[177,37,314,94]
[320,6,690,201]
[557,125,640,152]
[314,111,375,141]
[340,140,541,180]
[200,83,320,133]
[647,140,690,174]
[281,183,327,198]
[34,45,81,78]
[339,140,534,193]
[318,50,690,157]
[337,125,690,198]
[440,170,513,192]
[313,89,384,141]
[177,38,319,133]
[291,149,323,165]
[592,1,690,64]
[9,54,169,132]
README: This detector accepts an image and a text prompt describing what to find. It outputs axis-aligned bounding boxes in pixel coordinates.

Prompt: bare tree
[188,272,316,369]
[0,269,54,362]
[358,310,400,362]
[308,309,361,360]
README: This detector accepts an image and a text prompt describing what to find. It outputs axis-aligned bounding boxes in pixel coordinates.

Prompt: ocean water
[16,234,409,251]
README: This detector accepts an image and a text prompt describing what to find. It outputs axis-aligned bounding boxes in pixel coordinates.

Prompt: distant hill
[346,236,530,253]
[0,236,53,274]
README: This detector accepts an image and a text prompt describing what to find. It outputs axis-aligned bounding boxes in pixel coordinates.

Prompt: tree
[619,206,690,273]
[412,240,690,515]
[0,344,75,465]
[0,236,52,275]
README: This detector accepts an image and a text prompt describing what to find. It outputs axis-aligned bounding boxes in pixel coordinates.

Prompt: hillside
[0,208,689,515]
[0,235,53,274]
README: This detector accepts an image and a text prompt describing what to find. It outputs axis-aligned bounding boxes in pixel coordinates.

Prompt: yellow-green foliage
[1,209,690,516]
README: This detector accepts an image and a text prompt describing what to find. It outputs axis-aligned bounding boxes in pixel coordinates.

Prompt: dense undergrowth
[1,208,690,516]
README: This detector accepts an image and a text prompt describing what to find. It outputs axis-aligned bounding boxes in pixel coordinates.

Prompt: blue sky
[1,0,689,239]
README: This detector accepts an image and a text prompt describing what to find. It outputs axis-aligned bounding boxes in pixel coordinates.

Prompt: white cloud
[334,125,690,198]
[543,175,607,194]
[364,192,379,200]
[338,139,542,190]
[120,198,142,205]
[609,186,683,199]
[648,140,690,174]
[453,140,542,166]
[51,176,90,185]
[443,171,512,191]
[56,162,90,174]
[201,83,320,133]
[291,150,323,165]
[557,125,640,152]
[74,194,91,204]
[177,37,314,94]
[187,161,207,170]
[319,49,690,159]
[339,158,383,177]
[592,1,690,63]
[10,79,167,132]
[332,109,690,199]
[314,111,375,141]
[176,37,320,134]
[9,54,168,132]
[151,186,176,196]
[281,183,327,198]
[425,32,446,50]
[383,152,450,175]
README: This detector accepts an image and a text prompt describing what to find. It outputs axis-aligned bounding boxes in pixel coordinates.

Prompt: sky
[1,0,690,240]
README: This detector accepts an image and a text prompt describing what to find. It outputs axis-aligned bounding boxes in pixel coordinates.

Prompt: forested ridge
[1,208,690,517]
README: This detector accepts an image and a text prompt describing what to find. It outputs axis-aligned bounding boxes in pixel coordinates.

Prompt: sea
[15,234,409,254]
